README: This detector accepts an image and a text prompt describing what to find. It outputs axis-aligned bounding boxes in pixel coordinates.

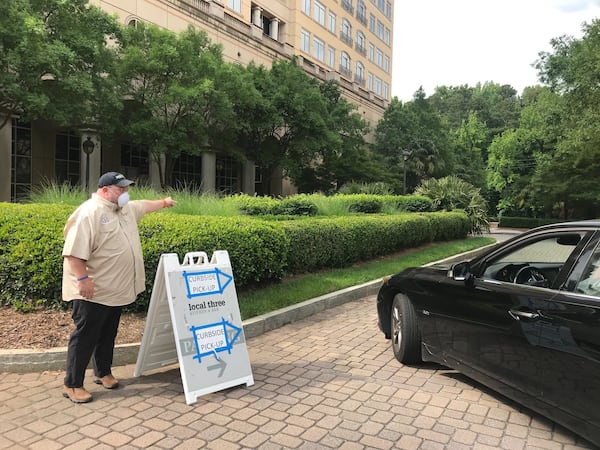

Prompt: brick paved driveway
[0,295,595,449]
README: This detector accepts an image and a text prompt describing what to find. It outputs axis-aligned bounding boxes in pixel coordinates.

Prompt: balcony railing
[339,65,352,78]
[355,43,366,56]
[340,31,353,47]
[356,11,367,25]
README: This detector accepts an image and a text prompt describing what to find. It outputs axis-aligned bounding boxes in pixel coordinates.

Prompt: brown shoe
[94,374,119,389]
[63,386,93,403]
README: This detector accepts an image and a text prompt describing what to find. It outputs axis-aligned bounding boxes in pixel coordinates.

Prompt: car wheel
[390,294,422,364]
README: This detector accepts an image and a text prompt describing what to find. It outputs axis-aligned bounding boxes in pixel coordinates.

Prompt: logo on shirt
[101,217,109,224]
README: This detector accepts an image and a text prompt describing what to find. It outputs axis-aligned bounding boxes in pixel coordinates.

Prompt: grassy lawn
[238,236,495,319]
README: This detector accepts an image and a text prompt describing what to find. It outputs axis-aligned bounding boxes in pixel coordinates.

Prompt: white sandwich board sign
[134,251,254,405]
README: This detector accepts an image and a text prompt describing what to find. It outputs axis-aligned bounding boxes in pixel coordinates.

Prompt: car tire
[390,294,422,364]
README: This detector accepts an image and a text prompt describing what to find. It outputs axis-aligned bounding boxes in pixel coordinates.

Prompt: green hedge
[280,211,469,273]
[0,203,469,311]
[498,216,564,228]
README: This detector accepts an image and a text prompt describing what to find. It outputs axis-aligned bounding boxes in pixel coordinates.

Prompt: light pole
[82,136,95,192]
[402,150,412,195]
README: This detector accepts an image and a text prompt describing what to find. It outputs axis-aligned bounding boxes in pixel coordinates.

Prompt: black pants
[64,300,122,388]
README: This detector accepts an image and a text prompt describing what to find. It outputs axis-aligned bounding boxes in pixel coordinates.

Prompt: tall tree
[294,80,371,193]
[0,0,121,129]
[114,23,234,186]
[374,89,451,193]
[243,59,339,194]
[534,18,600,217]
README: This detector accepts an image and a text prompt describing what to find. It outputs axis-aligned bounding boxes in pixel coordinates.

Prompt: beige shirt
[62,194,146,306]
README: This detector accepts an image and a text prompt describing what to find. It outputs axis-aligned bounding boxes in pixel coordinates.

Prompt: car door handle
[508,309,540,321]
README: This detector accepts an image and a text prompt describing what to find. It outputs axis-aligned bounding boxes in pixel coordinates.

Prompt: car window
[482,233,583,286]
[574,241,600,295]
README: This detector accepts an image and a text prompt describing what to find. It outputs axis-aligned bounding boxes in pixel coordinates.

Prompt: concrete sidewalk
[0,294,591,449]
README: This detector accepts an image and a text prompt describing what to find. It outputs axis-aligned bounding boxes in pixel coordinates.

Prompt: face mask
[117,191,130,208]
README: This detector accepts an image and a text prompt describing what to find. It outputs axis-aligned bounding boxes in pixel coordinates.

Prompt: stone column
[201,151,216,193]
[270,18,280,40]
[252,6,262,27]
[242,159,256,195]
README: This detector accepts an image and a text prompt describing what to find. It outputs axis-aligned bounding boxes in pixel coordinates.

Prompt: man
[62,171,176,403]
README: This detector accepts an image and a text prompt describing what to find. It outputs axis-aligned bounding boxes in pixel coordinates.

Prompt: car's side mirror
[450,261,474,284]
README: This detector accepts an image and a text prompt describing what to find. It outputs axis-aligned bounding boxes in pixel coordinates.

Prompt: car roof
[532,220,600,230]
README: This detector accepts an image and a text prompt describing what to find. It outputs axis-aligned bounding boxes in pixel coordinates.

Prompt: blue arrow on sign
[182,268,233,298]
[190,318,242,363]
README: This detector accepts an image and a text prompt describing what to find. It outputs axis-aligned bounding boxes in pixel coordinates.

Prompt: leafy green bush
[0,204,287,311]
[338,181,394,195]
[393,195,433,212]
[0,201,469,312]
[233,194,280,215]
[498,216,562,228]
[280,212,469,273]
[273,195,318,216]
[415,176,490,234]
[348,198,383,213]
[0,203,73,310]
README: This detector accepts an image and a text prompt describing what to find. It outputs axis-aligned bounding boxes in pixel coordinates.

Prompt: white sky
[392,0,600,101]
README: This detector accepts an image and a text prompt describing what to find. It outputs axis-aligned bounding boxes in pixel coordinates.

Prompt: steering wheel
[514,265,547,285]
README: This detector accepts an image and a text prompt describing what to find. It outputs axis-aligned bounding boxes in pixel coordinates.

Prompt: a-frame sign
[134,251,254,405]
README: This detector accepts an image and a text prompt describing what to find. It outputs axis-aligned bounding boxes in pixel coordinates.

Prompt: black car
[377,221,600,447]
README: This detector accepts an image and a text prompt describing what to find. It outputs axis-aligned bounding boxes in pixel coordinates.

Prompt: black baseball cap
[98,172,135,188]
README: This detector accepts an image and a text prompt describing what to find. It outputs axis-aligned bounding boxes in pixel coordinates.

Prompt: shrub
[338,181,394,195]
[273,195,318,216]
[415,176,490,234]
[348,198,383,213]
[0,201,470,312]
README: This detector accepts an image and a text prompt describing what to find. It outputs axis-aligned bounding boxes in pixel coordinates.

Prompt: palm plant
[416,176,490,234]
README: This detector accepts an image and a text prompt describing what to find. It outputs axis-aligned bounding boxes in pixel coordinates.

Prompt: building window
[355,31,366,55]
[121,143,149,180]
[369,14,376,33]
[384,82,389,99]
[375,77,382,95]
[368,43,375,61]
[386,1,392,18]
[227,0,241,14]
[327,45,335,67]
[302,0,311,15]
[368,72,373,90]
[342,0,354,14]
[340,51,351,77]
[314,1,325,26]
[356,1,367,25]
[301,29,311,53]
[216,156,238,195]
[377,0,385,11]
[355,62,365,85]
[376,48,383,67]
[328,11,336,34]
[383,55,390,72]
[55,130,80,188]
[11,119,32,202]
[313,37,325,62]
[171,153,202,190]
[384,28,391,46]
[376,20,385,40]
[341,19,352,46]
